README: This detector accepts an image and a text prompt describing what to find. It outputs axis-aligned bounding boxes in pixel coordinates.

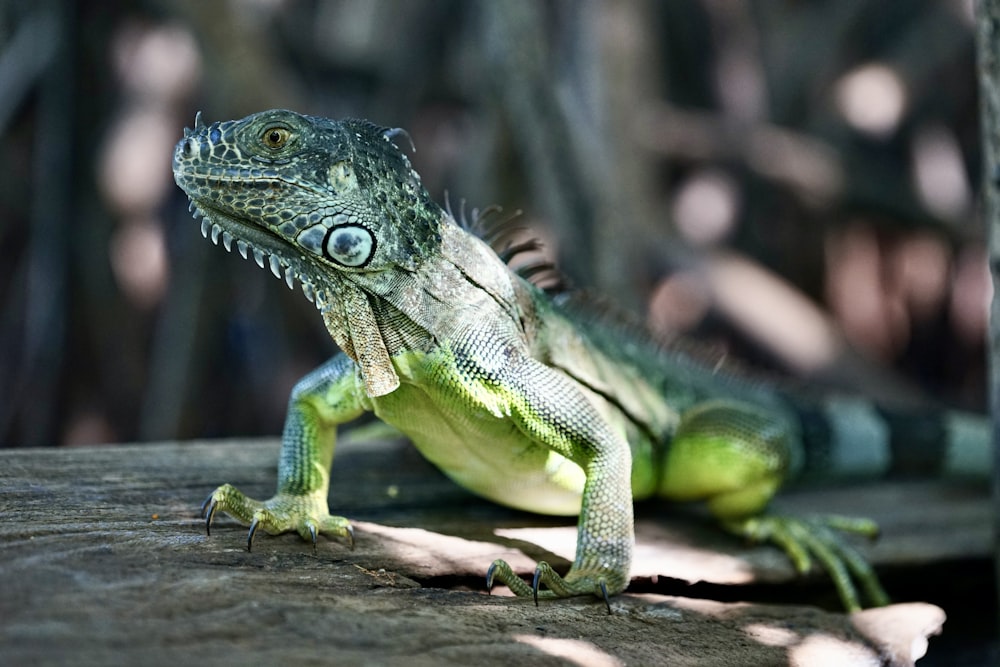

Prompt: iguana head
[172,109,443,303]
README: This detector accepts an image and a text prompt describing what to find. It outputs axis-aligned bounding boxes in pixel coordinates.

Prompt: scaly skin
[173,109,892,610]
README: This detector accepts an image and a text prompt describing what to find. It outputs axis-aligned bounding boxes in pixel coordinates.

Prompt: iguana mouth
[186,198,327,309]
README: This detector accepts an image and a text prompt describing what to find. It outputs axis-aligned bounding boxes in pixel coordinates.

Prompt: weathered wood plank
[0,437,988,665]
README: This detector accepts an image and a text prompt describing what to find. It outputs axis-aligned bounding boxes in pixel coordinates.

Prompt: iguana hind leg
[202,354,363,549]
[724,513,888,611]
[658,399,888,611]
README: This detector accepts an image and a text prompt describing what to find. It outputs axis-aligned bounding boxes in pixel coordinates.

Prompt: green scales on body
[172,109,988,612]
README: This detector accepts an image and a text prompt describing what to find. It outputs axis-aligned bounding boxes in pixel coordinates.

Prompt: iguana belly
[369,352,587,516]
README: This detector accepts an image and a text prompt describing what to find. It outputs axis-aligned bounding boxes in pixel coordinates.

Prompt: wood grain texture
[0,437,986,665]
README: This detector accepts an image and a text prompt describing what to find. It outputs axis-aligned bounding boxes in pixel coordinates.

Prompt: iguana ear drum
[323,224,376,268]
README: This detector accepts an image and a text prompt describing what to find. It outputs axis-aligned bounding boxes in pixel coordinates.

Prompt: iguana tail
[791,396,990,482]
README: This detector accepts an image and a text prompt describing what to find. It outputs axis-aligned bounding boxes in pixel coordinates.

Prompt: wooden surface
[0,436,991,666]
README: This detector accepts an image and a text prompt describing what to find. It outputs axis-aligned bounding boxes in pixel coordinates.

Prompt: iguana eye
[261,127,290,149]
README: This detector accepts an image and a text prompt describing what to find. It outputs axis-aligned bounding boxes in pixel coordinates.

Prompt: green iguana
[172,109,989,612]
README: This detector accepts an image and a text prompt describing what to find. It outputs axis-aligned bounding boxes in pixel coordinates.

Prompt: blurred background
[0,0,988,447]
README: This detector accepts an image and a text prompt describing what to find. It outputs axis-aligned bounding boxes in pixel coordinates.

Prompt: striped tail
[793,396,991,481]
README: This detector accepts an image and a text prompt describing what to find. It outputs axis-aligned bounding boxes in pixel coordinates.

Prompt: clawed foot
[725,513,889,611]
[201,483,354,551]
[485,559,619,613]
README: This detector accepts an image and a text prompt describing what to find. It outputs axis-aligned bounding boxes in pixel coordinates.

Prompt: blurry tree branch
[478,0,600,287]
[0,0,72,446]
[641,104,974,239]
[0,6,58,134]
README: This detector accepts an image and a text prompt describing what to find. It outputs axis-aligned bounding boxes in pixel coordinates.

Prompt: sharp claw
[345,524,355,550]
[247,516,261,552]
[201,495,217,536]
[308,523,318,553]
[485,562,497,595]
[531,567,542,607]
[599,580,611,615]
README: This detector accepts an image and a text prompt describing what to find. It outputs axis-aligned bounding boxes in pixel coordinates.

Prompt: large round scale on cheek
[323,224,376,267]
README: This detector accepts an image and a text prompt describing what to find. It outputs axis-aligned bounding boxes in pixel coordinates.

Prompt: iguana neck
[314,214,534,397]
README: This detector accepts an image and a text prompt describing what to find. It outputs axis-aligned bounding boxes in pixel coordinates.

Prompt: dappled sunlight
[911,124,972,221]
[97,21,201,311]
[355,521,532,588]
[492,525,577,564]
[98,110,178,215]
[743,621,894,666]
[514,635,623,667]
[887,233,951,323]
[111,22,200,102]
[631,520,756,585]
[951,244,991,346]
[834,63,907,138]
[671,169,740,246]
[787,632,881,666]
[701,251,841,373]
[851,602,945,666]
[741,602,944,665]
[109,217,169,309]
[655,593,745,618]
[647,271,713,339]
[825,223,909,359]
[742,621,799,647]
[496,521,756,586]
[825,222,985,363]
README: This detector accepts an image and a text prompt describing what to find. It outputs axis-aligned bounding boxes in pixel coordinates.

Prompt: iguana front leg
[658,399,889,611]
[484,357,634,607]
[202,353,364,548]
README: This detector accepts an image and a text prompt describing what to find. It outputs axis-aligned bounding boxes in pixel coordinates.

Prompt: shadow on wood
[0,437,988,666]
